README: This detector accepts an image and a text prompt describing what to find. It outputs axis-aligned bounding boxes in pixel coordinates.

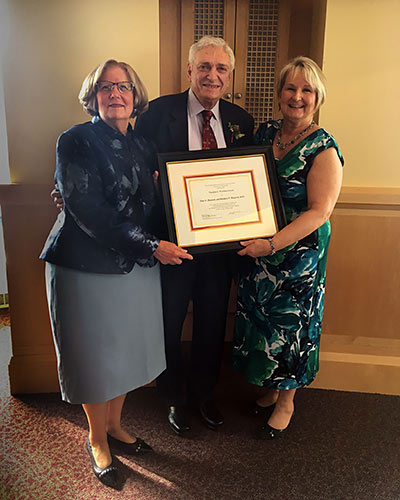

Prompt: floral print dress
[232,120,344,390]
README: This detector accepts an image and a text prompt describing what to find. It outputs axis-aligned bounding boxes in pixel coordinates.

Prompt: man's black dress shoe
[107,433,153,455]
[85,438,119,489]
[198,401,224,430]
[168,406,191,435]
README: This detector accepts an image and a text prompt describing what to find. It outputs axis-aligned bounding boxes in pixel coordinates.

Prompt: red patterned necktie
[201,110,217,149]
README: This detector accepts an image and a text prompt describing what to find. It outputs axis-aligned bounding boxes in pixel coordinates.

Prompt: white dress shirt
[187,89,227,151]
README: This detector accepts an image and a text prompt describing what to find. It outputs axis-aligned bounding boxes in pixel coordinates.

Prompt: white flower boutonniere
[228,122,245,143]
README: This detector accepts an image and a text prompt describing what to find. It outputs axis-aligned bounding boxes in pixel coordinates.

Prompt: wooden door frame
[159,0,327,110]
[159,0,182,95]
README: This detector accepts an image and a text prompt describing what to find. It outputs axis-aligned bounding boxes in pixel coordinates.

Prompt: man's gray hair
[188,36,235,72]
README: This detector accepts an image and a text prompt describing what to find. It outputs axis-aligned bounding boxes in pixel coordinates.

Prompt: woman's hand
[154,240,194,265]
[237,239,272,258]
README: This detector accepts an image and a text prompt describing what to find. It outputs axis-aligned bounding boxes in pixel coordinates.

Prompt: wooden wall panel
[1,184,399,395]
[0,184,60,393]
[312,187,400,395]
[324,188,400,339]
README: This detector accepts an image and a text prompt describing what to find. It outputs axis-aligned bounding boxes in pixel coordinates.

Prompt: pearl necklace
[276,121,315,151]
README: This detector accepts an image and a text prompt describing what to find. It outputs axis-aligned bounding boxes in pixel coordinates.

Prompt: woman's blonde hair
[78,59,148,118]
[277,56,327,112]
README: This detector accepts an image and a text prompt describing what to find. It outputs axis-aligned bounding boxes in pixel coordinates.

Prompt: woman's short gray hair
[188,36,235,72]
[78,59,148,118]
[277,56,327,112]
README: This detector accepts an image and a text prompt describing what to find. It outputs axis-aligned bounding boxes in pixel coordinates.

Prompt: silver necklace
[276,121,315,151]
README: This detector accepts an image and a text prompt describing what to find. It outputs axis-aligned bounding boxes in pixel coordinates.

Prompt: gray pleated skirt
[45,262,166,404]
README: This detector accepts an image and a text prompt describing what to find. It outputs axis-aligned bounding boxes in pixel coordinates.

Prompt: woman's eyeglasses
[96,81,135,94]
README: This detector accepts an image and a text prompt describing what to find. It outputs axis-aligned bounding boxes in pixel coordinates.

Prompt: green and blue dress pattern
[232,120,344,390]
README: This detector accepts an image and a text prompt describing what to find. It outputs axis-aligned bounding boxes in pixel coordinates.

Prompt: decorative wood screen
[193,0,225,41]
[186,0,280,125]
[245,0,279,125]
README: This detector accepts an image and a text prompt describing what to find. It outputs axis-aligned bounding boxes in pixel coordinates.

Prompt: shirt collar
[188,89,222,122]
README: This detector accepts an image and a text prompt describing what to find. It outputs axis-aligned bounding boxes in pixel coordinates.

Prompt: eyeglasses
[96,81,135,94]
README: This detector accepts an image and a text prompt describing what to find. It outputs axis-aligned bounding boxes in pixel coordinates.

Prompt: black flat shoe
[107,433,153,455]
[257,410,295,440]
[85,438,118,489]
[258,423,286,440]
[198,401,224,430]
[249,402,275,417]
[168,406,191,436]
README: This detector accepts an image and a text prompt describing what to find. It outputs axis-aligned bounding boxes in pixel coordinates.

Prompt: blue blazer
[40,116,161,274]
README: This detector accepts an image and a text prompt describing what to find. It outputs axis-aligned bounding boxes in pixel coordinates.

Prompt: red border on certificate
[183,169,262,231]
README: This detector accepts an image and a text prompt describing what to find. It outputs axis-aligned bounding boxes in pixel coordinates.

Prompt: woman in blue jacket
[41,59,191,489]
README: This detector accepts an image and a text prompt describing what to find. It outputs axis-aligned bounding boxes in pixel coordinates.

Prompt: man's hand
[154,240,194,265]
[152,170,160,193]
[51,188,64,210]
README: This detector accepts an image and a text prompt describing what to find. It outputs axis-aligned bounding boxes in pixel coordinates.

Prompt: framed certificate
[158,146,286,254]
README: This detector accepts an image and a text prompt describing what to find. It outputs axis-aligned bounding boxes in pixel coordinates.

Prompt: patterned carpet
[1,321,400,500]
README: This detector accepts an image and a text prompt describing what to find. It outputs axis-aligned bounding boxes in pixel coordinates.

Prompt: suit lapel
[168,91,189,151]
[220,99,234,148]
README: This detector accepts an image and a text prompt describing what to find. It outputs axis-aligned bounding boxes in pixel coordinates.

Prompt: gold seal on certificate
[158,146,286,254]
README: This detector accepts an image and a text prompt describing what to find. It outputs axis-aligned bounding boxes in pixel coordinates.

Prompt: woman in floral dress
[233,56,344,439]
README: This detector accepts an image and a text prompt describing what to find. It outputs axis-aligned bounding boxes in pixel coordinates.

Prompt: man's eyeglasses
[96,81,135,94]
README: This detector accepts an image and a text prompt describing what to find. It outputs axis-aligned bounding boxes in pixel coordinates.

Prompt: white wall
[321,0,400,188]
[0,0,11,184]
[0,0,10,293]
[3,0,160,184]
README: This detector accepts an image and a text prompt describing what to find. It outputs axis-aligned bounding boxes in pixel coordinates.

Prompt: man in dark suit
[135,36,254,435]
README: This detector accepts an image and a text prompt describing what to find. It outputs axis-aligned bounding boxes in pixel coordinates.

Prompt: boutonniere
[228,122,245,143]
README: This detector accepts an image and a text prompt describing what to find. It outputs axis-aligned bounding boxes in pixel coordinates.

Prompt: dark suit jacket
[135,89,254,153]
[134,89,255,267]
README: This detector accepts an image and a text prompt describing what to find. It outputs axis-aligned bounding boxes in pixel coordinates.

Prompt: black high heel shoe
[107,433,153,455]
[85,438,119,489]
